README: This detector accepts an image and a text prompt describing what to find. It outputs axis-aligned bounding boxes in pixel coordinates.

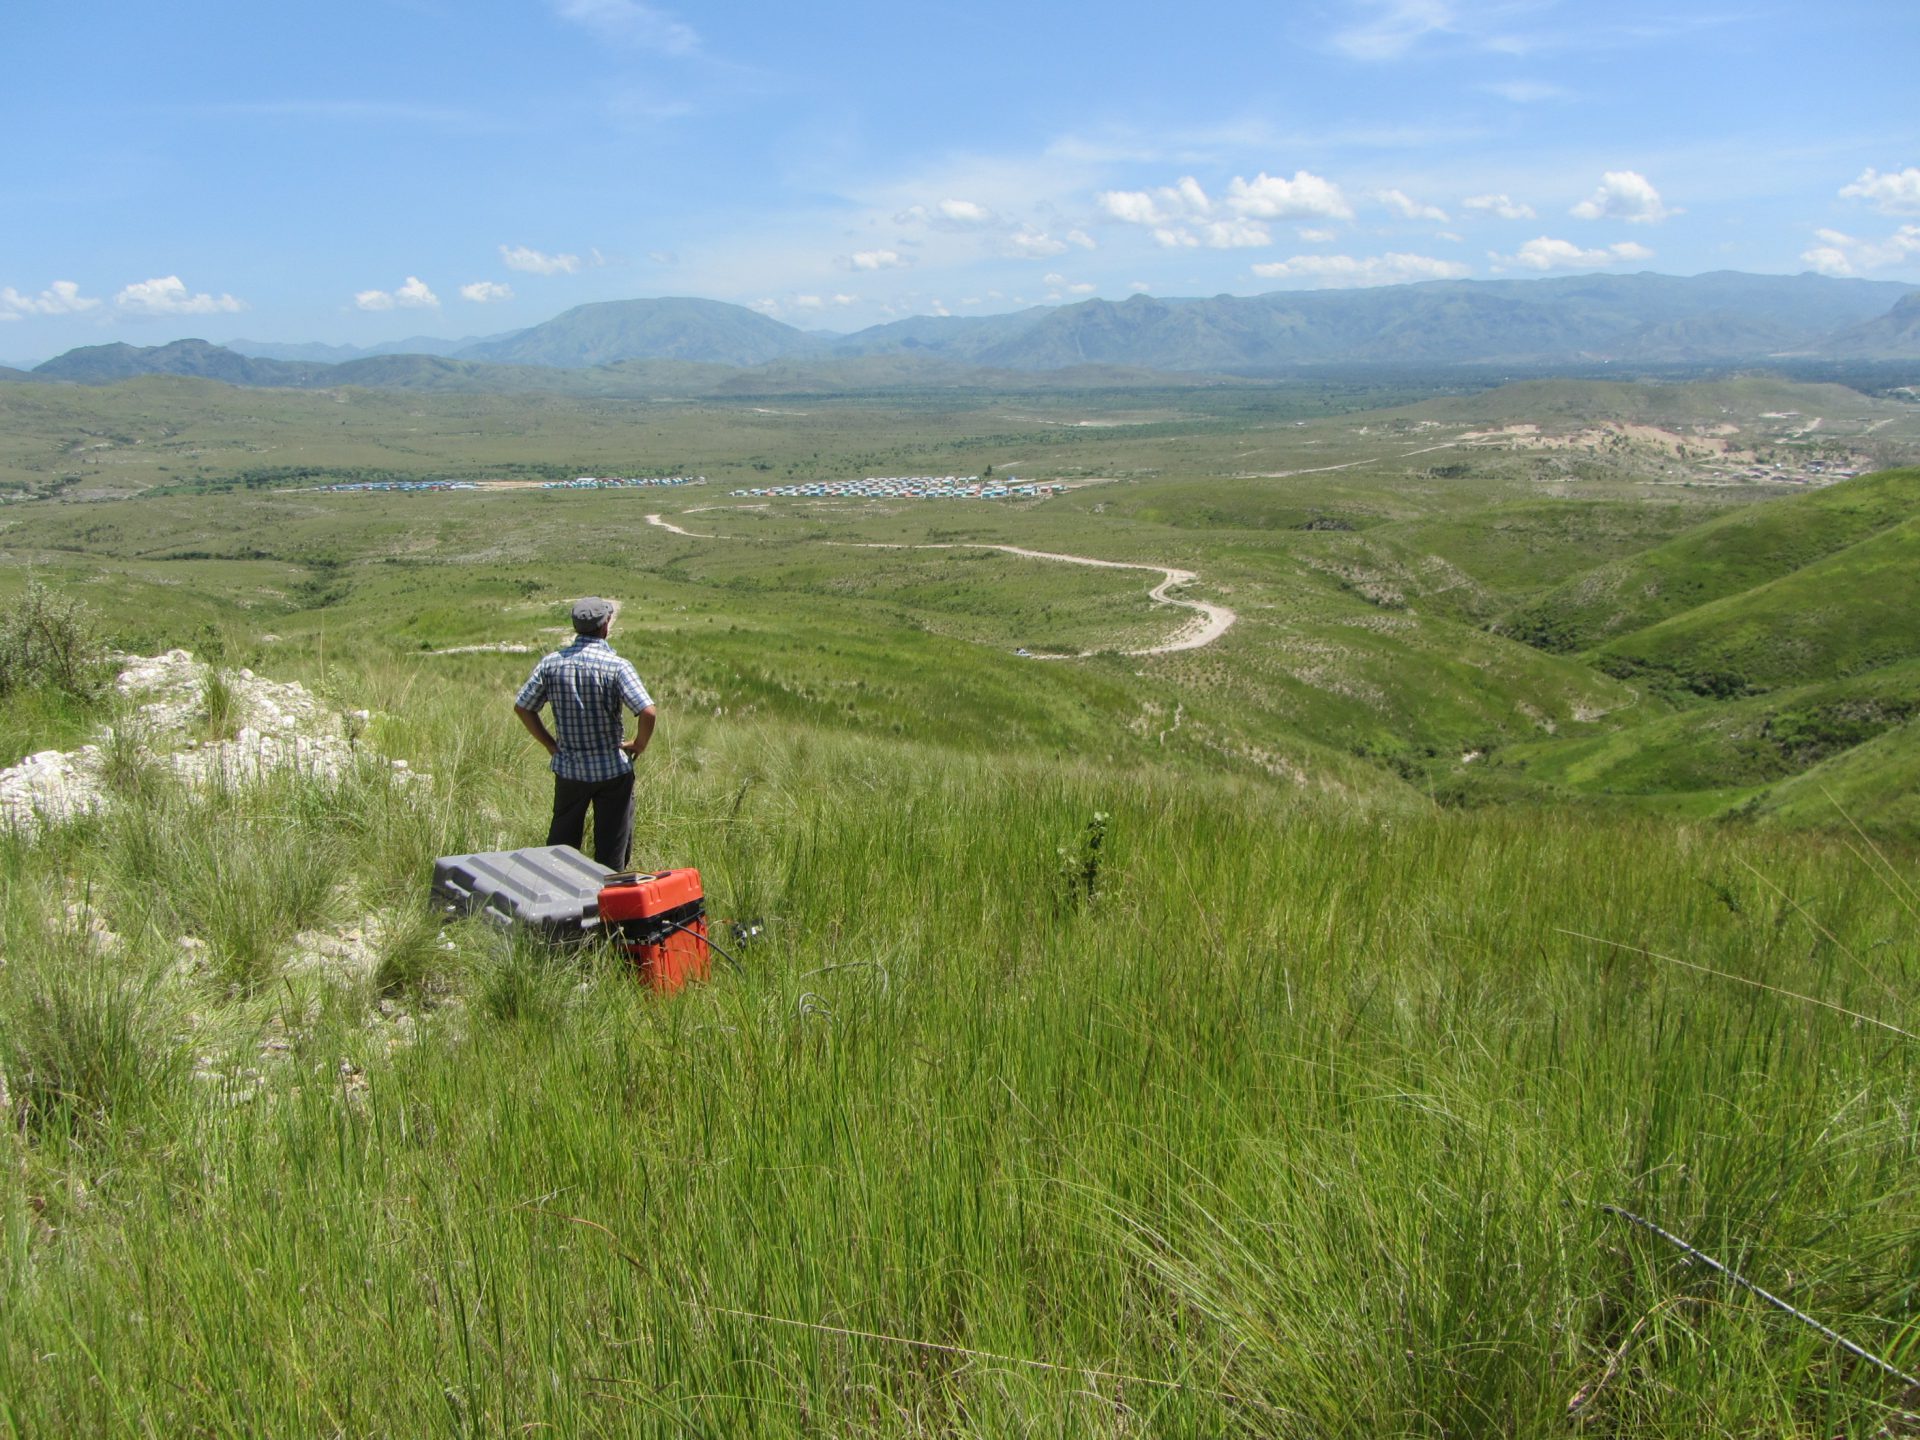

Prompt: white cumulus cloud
[1009,229,1070,257]
[1226,171,1353,221]
[395,276,439,307]
[355,276,440,311]
[551,0,697,55]
[1463,193,1536,221]
[1100,190,1168,225]
[937,198,992,224]
[896,198,997,228]
[1801,225,1920,276]
[1098,175,1215,226]
[790,293,859,310]
[115,276,245,317]
[500,245,583,275]
[1375,188,1449,222]
[1104,172,1350,231]
[0,280,102,319]
[1252,252,1469,287]
[1491,237,1654,271]
[460,281,514,303]
[1839,167,1920,215]
[845,249,909,271]
[1570,171,1672,224]
[1155,219,1273,249]
[1066,229,1097,249]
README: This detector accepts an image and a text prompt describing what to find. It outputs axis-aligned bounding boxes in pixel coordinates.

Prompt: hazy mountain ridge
[1817,291,1920,359]
[456,297,832,368]
[33,340,326,386]
[25,272,1920,390]
[227,334,494,363]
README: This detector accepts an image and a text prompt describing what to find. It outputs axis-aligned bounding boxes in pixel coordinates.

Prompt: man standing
[513,597,657,870]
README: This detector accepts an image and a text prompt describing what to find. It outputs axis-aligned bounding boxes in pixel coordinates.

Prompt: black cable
[659,916,744,972]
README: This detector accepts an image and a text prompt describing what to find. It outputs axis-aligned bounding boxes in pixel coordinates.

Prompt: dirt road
[642,514,1237,657]
[643,513,716,537]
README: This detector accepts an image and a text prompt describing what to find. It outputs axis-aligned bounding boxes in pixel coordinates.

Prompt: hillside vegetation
[5,373,1920,1432]
[4,650,1920,1435]
[1502,465,1920,653]
[4,377,1917,836]
[1593,516,1920,695]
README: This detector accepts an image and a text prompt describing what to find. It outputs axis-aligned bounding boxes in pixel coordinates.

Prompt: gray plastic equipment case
[430,845,612,937]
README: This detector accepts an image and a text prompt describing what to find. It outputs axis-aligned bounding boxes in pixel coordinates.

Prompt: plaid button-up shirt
[515,637,654,782]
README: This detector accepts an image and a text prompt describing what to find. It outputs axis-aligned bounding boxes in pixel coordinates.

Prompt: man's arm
[514,703,558,756]
[621,705,657,758]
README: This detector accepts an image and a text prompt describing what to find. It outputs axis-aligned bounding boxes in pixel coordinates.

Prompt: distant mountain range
[23,272,1920,392]
[459,296,824,368]
[1817,290,1920,359]
[225,333,486,363]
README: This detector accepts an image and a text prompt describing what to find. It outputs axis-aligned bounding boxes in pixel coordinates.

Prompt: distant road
[1244,439,1460,478]
[642,514,1238,657]
[643,513,713,537]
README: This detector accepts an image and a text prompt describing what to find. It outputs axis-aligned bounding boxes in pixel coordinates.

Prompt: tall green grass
[2,667,1918,1435]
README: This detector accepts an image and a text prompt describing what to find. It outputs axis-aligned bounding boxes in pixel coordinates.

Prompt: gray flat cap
[571,596,617,632]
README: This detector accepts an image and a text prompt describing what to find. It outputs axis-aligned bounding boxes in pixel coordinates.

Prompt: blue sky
[3,0,1917,361]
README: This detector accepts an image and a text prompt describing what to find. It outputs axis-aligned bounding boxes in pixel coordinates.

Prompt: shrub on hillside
[0,577,110,702]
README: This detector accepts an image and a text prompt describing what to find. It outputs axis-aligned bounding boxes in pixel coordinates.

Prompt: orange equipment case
[597,868,710,991]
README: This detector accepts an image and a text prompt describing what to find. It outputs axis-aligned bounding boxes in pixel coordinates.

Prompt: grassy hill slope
[5,641,1920,1433]
[1501,466,1920,653]
[1591,516,1920,696]
[1480,661,1920,797]
[1754,720,1920,836]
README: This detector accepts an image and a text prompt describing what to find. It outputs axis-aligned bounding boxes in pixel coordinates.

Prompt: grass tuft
[0,952,182,1143]
[372,907,453,998]
[199,666,240,741]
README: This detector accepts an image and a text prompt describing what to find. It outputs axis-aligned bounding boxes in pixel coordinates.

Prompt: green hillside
[1501,466,1920,653]
[4,373,1915,829]
[1298,499,1710,626]
[9,374,1920,1431]
[7,569,1920,1432]
[1479,661,1920,797]
[1753,720,1920,836]
[1591,516,1920,696]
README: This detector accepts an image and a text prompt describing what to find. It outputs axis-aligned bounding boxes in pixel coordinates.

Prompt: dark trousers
[548,771,636,871]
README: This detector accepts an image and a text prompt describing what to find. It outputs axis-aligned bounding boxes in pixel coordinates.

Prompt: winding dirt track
[643,514,1237,658]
